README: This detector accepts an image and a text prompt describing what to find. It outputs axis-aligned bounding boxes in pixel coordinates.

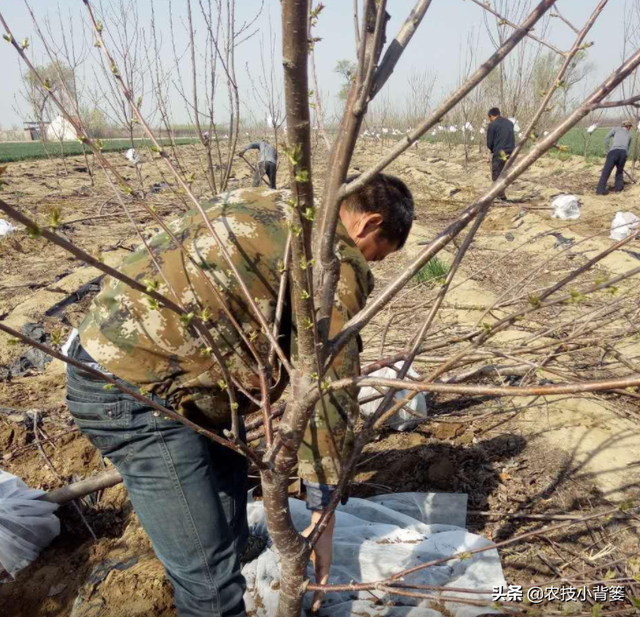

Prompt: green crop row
[0,138,198,163]
[2,127,637,164]
[423,126,637,159]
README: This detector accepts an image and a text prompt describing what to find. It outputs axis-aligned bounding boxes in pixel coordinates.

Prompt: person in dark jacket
[596,121,634,195]
[239,140,278,189]
[486,107,515,200]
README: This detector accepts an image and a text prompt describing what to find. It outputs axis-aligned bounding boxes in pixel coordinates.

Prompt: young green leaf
[49,207,62,229]
[179,312,195,327]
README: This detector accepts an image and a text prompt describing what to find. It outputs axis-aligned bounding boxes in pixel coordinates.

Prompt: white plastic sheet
[610,211,640,241]
[0,219,16,238]
[552,195,581,220]
[0,470,60,577]
[359,363,428,431]
[243,492,505,617]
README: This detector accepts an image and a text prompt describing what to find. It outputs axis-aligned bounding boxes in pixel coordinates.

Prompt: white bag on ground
[610,211,640,241]
[124,148,141,165]
[551,194,581,220]
[359,362,428,431]
[0,470,60,577]
[243,492,505,617]
[0,219,16,238]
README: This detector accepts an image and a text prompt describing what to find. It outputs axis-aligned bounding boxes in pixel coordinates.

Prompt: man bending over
[239,140,278,189]
[66,173,414,616]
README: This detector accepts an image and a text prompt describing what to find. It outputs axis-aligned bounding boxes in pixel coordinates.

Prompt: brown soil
[1,142,639,615]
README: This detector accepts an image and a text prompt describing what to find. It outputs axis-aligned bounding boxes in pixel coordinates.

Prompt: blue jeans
[66,338,248,617]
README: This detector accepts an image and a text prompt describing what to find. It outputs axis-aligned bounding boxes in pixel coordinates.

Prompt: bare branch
[593,93,640,109]
[313,0,391,347]
[467,0,566,57]
[551,7,580,34]
[353,0,360,53]
[309,1,332,151]
[370,0,435,99]
[335,373,640,398]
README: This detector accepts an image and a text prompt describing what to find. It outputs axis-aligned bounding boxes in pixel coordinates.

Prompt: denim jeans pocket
[66,398,134,428]
[67,397,137,450]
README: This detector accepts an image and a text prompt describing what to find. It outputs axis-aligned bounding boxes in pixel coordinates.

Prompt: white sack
[0,219,16,238]
[610,211,640,241]
[125,148,141,165]
[243,492,505,617]
[552,194,581,220]
[0,470,60,577]
[359,362,428,431]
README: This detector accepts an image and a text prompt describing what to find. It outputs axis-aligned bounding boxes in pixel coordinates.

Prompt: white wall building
[46,115,78,141]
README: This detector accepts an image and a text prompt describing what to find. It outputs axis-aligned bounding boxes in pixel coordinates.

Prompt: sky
[0,0,634,130]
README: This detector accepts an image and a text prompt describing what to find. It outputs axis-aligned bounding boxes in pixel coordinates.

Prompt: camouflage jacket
[79,187,374,485]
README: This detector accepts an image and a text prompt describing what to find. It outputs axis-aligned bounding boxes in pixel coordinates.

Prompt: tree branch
[467,0,566,57]
[370,0,435,99]
[312,0,391,351]
[593,93,640,109]
[551,7,580,34]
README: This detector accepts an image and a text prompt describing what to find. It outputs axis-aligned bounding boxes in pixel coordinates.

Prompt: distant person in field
[486,107,515,201]
[596,120,634,195]
[239,140,277,189]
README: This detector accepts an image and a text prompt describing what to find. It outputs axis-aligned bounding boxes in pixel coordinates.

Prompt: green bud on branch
[26,224,41,239]
[144,279,159,293]
[295,169,310,184]
[49,207,61,229]
[179,312,195,327]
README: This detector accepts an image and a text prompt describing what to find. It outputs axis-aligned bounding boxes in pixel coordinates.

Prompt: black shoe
[240,534,268,564]
[596,190,609,196]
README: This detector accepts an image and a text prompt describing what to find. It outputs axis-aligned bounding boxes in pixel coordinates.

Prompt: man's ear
[356,212,383,239]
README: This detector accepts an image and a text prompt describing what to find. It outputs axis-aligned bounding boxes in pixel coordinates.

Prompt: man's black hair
[488,107,501,117]
[344,173,414,249]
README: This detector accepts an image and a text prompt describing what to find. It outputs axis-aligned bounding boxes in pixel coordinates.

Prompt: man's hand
[238,151,244,158]
[301,511,335,613]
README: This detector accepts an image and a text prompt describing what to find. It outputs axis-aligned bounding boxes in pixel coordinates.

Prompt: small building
[23,121,45,141]
[46,115,78,141]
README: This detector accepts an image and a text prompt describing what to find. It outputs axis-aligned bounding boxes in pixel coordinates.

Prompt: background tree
[334,58,357,102]
[24,61,77,125]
